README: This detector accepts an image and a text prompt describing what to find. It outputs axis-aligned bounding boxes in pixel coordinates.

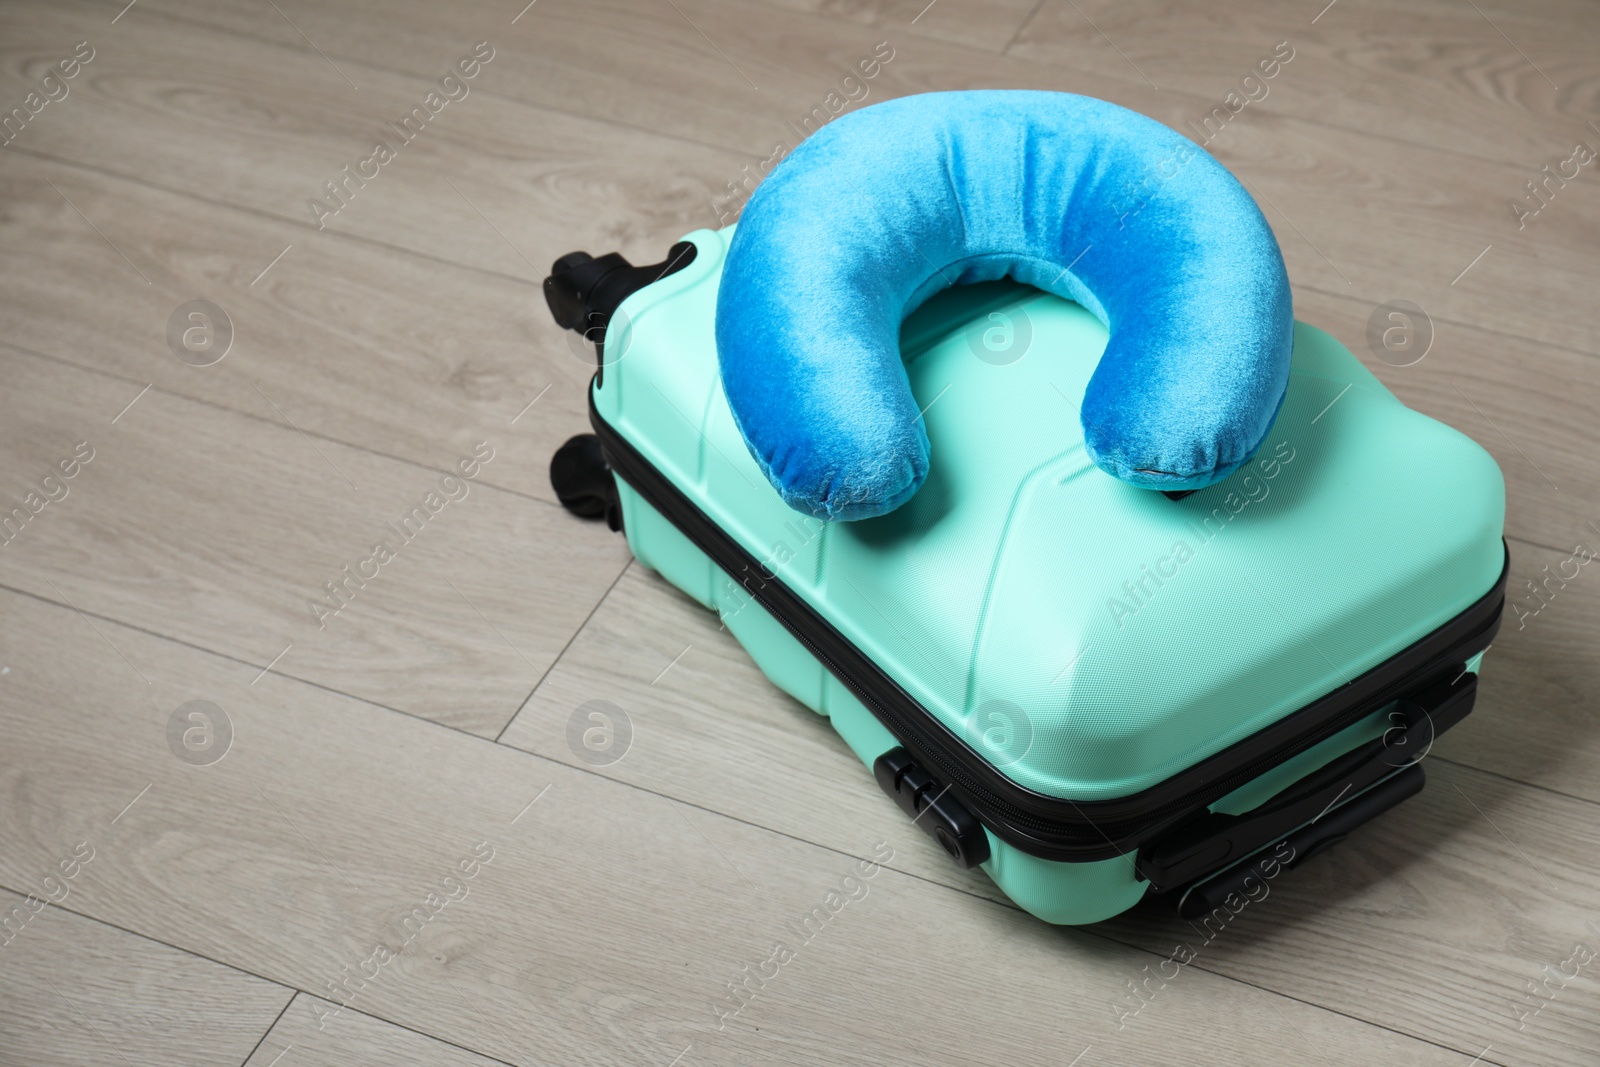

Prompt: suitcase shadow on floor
[1079,748,1565,961]
[1074,543,1599,950]
[1430,557,1600,802]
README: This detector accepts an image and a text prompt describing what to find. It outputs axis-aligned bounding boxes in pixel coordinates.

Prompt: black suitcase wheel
[550,434,622,531]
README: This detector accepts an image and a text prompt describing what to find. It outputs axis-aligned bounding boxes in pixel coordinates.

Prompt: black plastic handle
[543,241,697,376]
[1175,761,1426,918]
[1137,669,1475,893]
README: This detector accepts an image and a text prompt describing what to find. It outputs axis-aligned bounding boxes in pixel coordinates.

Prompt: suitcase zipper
[588,391,1507,864]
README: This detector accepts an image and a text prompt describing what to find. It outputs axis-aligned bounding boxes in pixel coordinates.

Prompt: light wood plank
[2,1,1597,1063]
[1190,114,1600,355]
[746,0,1039,54]
[15,2,1600,415]
[0,343,628,735]
[1434,538,1600,806]
[0,112,732,508]
[243,994,504,1067]
[2,111,1596,556]
[76,0,1600,355]
[1291,285,1600,553]
[0,585,1492,1067]
[9,4,1587,547]
[7,1,1600,515]
[502,532,1600,1063]
[501,564,1011,903]
[0,889,291,1067]
[0,0,745,276]
[97,0,907,155]
[1102,757,1600,1067]
[1010,0,1600,167]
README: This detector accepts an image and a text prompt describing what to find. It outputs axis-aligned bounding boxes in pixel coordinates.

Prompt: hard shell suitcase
[544,227,1508,925]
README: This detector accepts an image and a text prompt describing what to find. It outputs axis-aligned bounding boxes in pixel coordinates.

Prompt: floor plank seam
[11,562,1586,971]
[0,587,1566,1062]
[1001,0,1048,55]
[7,565,1591,899]
[5,160,1593,563]
[11,316,1586,574]
[17,145,1598,389]
[1295,280,1600,368]
[0,850,1518,1067]
[493,558,635,742]
[1431,754,1600,809]
[2,2,1594,1063]
[1505,532,1585,557]
[1088,931,1520,1067]
[5,145,546,289]
[2,421,1583,868]
[0,579,495,739]
[0,890,302,996]
[0,337,572,514]
[0,577,1029,900]
[95,4,761,160]
[113,0,1571,180]
[234,990,299,1067]
[0,888,527,1067]
[21,137,1600,410]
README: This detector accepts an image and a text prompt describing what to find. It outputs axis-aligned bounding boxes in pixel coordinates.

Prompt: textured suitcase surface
[571,226,1506,923]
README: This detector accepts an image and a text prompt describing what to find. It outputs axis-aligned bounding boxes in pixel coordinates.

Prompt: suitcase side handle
[1135,669,1476,893]
[1175,761,1426,919]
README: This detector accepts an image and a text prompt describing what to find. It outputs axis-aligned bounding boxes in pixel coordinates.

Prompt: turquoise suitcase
[544,227,1507,925]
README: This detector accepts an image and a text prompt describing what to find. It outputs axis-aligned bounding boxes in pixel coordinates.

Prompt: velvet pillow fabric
[715,90,1294,520]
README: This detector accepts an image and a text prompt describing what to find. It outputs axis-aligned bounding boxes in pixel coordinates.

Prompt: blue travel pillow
[714,90,1294,520]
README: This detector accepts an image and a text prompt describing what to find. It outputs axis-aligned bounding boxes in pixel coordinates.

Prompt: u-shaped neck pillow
[714,90,1294,520]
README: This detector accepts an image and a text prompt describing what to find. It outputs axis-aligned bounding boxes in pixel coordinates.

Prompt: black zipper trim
[591,386,1508,862]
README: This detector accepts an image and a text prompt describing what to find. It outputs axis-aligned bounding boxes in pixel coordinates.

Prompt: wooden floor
[2,0,1597,1063]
